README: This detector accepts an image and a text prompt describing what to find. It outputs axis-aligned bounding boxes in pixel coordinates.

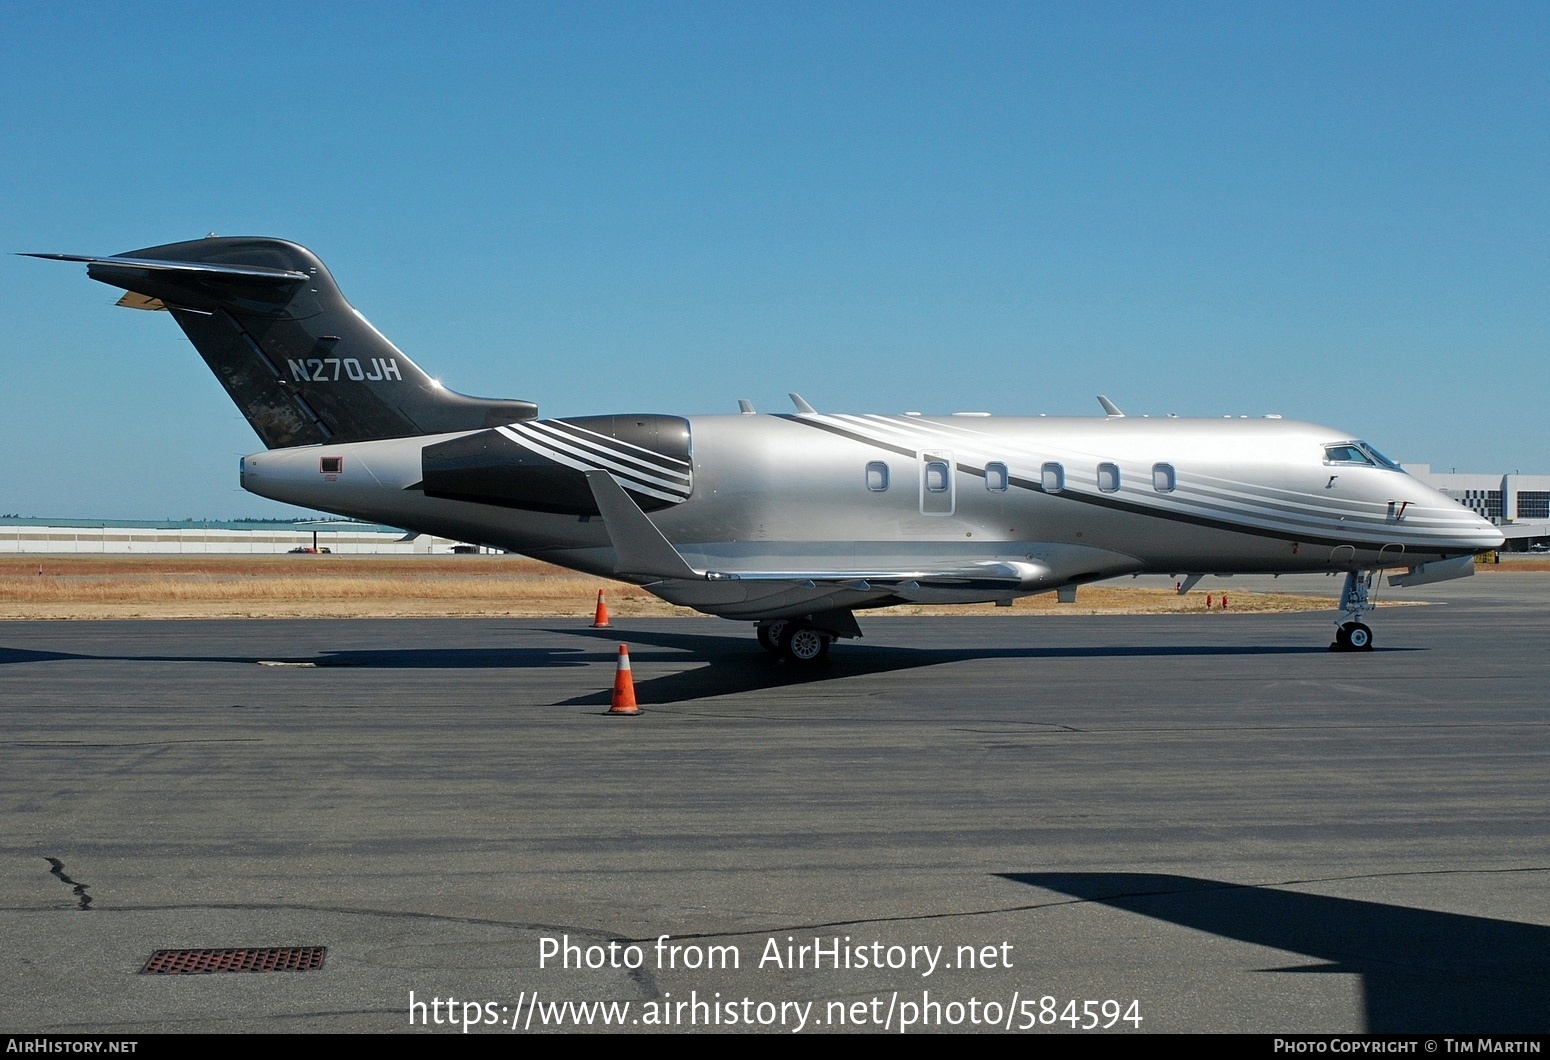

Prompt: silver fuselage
[240,411,1503,620]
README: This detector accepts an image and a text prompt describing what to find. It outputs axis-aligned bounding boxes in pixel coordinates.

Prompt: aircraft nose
[1478,513,1506,549]
[1445,493,1504,549]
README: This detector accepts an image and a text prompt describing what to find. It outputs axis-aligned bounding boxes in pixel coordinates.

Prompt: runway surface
[2,572,1546,1034]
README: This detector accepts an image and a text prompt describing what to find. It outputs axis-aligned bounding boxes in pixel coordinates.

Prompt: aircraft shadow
[0,647,88,666]
[0,645,595,670]
[310,647,590,669]
[547,626,1344,706]
[0,628,1415,707]
[1004,871,1550,1033]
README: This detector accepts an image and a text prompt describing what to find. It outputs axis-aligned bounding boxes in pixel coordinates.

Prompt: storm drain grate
[141,946,326,975]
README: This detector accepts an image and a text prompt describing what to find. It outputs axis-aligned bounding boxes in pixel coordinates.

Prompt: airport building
[0,518,483,555]
[1401,466,1550,547]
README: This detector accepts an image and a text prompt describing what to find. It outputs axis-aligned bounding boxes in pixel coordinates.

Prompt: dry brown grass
[1479,556,1550,572]
[0,554,1335,620]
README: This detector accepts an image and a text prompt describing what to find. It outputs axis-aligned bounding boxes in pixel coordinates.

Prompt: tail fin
[28,237,537,449]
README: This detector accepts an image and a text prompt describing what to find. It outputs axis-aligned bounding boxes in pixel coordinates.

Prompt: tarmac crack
[45,857,92,910]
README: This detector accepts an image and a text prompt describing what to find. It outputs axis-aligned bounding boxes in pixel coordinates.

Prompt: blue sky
[3,1,1546,518]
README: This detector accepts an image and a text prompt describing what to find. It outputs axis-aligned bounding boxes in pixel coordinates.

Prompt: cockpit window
[1357,442,1403,471]
[1324,444,1372,466]
[1323,441,1405,472]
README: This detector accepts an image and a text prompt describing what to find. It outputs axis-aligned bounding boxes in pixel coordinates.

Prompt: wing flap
[704,560,1045,588]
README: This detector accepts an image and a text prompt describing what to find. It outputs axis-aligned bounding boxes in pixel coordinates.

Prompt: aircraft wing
[583,469,1045,591]
[582,469,1053,622]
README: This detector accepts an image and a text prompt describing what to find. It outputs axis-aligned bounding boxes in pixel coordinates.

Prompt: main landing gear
[755,618,833,664]
[1331,569,1376,652]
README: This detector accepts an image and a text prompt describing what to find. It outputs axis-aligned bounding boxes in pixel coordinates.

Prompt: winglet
[1097,395,1124,418]
[789,393,817,414]
[583,470,702,580]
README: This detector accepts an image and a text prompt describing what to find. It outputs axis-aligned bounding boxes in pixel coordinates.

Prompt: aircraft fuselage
[239,410,1500,621]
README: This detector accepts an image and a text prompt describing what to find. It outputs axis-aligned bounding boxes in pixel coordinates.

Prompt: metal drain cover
[141,946,326,974]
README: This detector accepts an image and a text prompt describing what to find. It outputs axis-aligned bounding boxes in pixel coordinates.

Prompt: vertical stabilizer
[30,237,537,448]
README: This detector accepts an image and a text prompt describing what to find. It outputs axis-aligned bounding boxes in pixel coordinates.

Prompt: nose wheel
[1330,570,1377,652]
[1334,620,1373,651]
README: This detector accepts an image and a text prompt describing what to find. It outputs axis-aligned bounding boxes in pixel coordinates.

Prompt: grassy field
[0,554,1359,620]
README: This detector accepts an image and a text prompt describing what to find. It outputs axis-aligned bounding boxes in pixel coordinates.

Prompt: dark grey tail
[29,237,537,449]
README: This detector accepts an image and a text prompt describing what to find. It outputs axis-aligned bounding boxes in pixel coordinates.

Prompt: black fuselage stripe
[774,414,920,459]
[777,415,1450,555]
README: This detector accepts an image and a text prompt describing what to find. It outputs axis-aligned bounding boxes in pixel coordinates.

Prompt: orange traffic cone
[591,589,611,628]
[608,644,639,715]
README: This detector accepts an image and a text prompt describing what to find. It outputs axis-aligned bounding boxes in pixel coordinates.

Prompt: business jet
[29,237,1503,661]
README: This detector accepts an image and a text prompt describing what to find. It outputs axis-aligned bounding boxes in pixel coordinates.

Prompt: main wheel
[1347,622,1373,651]
[756,619,787,654]
[779,622,830,663]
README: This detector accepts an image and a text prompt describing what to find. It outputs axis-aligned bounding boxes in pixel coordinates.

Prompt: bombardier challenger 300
[31,237,1502,661]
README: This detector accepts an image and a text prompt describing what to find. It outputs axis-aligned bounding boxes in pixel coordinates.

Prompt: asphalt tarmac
[2,572,1546,1034]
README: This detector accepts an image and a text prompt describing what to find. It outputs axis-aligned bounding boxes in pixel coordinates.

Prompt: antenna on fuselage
[789,393,817,415]
[1097,395,1124,418]
[738,399,756,414]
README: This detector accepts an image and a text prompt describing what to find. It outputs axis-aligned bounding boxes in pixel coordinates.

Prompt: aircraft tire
[1347,622,1373,651]
[756,620,787,654]
[780,622,830,664]
[1332,623,1353,651]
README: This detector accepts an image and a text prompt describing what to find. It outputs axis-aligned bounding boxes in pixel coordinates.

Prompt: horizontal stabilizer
[22,252,308,283]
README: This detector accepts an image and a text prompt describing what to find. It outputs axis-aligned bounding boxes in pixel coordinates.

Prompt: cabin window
[865,461,889,492]
[319,456,343,475]
[1042,462,1064,493]
[1152,463,1176,492]
[1097,463,1120,492]
[924,461,950,492]
[985,462,1009,492]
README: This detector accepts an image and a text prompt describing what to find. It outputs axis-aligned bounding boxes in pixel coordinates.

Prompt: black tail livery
[26,237,537,449]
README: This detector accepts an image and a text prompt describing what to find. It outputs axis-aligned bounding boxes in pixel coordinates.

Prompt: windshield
[1323,441,1406,472]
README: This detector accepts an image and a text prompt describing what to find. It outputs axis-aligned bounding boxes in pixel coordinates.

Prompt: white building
[1402,466,1550,547]
[0,518,483,555]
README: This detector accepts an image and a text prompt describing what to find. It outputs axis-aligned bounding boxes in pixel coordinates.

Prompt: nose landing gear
[1331,570,1376,652]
